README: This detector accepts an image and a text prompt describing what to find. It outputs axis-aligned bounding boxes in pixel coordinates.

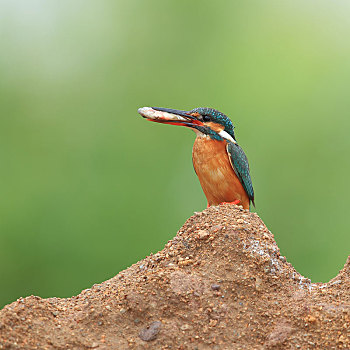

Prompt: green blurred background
[1,0,350,308]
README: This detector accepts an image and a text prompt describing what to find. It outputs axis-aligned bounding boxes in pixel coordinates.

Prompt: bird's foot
[220,200,241,206]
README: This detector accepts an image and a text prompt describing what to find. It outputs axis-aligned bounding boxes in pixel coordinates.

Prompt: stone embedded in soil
[0,204,349,349]
[138,321,161,342]
[211,284,221,291]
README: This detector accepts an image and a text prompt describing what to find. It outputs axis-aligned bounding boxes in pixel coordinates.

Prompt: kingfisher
[138,107,254,210]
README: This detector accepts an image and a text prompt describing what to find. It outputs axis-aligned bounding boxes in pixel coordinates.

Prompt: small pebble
[178,259,194,266]
[180,324,191,331]
[211,284,221,291]
[139,321,161,342]
[197,230,210,240]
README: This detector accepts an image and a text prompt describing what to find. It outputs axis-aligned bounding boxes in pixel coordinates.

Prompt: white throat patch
[193,128,210,139]
[193,128,236,142]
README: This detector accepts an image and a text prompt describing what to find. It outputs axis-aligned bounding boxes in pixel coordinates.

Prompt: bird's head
[138,107,236,143]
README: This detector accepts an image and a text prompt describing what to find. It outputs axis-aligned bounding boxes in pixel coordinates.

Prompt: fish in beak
[138,107,204,128]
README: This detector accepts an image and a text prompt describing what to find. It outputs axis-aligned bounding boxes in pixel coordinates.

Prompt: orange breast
[192,137,250,209]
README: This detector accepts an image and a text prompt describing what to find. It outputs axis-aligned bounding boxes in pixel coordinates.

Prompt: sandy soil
[0,205,349,349]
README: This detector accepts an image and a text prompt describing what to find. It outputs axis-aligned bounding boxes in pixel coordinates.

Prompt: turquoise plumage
[226,141,255,206]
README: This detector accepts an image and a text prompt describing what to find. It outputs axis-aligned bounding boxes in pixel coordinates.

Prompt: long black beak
[151,107,197,120]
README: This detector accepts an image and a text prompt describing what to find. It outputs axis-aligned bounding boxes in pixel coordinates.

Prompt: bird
[138,107,254,210]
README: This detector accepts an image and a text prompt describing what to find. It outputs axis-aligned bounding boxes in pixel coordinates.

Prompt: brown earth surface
[0,205,349,349]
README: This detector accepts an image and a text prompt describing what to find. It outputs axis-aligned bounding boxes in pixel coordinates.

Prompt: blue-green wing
[226,141,255,205]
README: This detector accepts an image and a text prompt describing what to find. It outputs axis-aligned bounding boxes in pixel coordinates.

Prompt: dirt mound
[0,205,349,349]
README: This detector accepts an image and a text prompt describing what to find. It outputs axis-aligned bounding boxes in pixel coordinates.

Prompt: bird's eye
[202,115,211,122]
